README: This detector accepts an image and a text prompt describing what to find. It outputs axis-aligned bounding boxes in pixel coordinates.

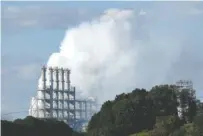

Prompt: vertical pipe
[73,87,76,122]
[42,66,46,90]
[49,67,54,118]
[61,68,65,90]
[60,68,65,119]
[55,67,59,118]
[64,68,70,91]
[49,67,54,88]
[68,70,70,121]
[55,67,59,90]
[67,76,70,123]
[65,69,71,120]
[79,102,82,120]
[41,66,47,118]
[67,86,69,121]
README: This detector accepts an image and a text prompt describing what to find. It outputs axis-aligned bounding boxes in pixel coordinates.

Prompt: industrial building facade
[29,66,98,130]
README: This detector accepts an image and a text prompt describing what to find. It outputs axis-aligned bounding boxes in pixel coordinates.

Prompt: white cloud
[37,5,203,103]
[2,2,203,109]
[2,5,102,32]
[2,2,203,33]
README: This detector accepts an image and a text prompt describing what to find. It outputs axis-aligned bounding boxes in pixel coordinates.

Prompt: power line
[2,97,203,117]
[1,104,102,117]
[2,110,28,116]
[1,97,39,116]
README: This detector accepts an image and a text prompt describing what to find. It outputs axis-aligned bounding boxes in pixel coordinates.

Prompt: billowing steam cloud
[38,8,203,103]
[38,9,139,103]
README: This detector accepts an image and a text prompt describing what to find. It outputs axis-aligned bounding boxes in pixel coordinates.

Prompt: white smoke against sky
[38,8,187,103]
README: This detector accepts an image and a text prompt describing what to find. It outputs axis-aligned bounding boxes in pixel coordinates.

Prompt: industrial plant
[175,80,196,118]
[29,66,98,130]
[28,65,196,130]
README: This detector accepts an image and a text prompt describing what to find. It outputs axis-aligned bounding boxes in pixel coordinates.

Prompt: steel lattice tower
[29,66,98,130]
[175,80,196,119]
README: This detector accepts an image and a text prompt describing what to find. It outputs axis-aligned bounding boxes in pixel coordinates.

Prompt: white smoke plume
[38,9,139,103]
[38,8,202,104]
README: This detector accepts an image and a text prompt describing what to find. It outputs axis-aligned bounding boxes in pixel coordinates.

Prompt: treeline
[87,84,203,136]
[1,116,85,136]
[1,84,203,136]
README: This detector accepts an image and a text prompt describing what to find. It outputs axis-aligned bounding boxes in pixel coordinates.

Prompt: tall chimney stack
[49,67,54,118]
[65,69,70,91]
[55,67,59,90]
[60,68,65,91]
[49,67,54,89]
[60,68,65,119]
[42,66,47,90]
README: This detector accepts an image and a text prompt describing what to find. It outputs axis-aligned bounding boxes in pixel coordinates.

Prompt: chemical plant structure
[175,80,196,119]
[29,66,99,131]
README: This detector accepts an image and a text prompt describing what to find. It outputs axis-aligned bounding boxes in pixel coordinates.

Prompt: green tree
[1,116,75,136]
[171,123,200,136]
[150,115,181,136]
[88,88,156,136]
[149,85,178,117]
[196,100,203,115]
[193,113,203,135]
[178,89,197,123]
[87,84,200,136]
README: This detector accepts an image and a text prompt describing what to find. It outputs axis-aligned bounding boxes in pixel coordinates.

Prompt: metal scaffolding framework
[175,80,196,119]
[29,66,98,130]
[176,80,196,99]
[176,80,193,91]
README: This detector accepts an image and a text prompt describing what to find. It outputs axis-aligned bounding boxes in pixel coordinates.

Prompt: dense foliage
[87,84,203,136]
[1,116,84,136]
[1,84,202,136]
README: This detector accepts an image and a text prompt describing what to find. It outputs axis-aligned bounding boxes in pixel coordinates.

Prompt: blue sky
[1,1,203,120]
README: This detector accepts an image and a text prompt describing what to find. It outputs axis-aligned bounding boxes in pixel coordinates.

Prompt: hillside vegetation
[1,84,203,136]
[1,116,84,136]
[87,84,203,136]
